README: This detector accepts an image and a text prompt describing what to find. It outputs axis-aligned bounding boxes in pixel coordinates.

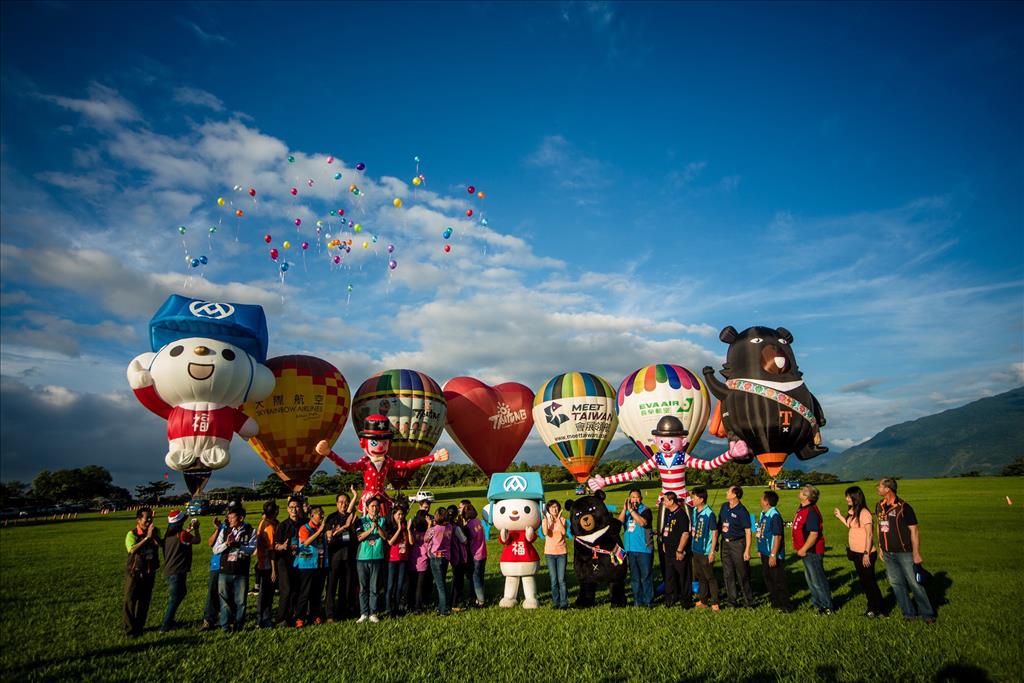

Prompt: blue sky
[1,1,1021,491]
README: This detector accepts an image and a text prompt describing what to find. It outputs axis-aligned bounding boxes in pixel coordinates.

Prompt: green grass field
[1,477,1022,682]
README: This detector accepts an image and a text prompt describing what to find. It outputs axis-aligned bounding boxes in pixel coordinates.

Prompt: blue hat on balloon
[149,294,269,363]
[486,471,545,503]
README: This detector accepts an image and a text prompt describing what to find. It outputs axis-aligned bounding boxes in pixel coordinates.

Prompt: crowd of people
[121,477,935,636]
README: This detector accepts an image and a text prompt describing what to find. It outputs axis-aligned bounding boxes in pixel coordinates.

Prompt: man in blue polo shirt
[718,485,754,609]
[757,490,792,612]
[618,488,654,607]
[690,487,720,611]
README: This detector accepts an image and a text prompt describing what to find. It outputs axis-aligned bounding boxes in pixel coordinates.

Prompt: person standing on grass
[325,488,359,622]
[408,510,432,612]
[200,517,222,631]
[793,484,833,614]
[424,506,454,616]
[254,501,278,629]
[660,491,692,608]
[294,505,328,628]
[124,507,161,637]
[356,496,387,623]
[690,487,720,611]
[618,489,655,608]
[756,490,792,612]
[213,503,258,632]
[833,486,885,618]
[718,485,754,609]
[875,478,936,623]
[543,500,569,609]
[385,505,413,616]
[463,503,488,607]
[448,504,471,612]
[273,495,305,627]
[160,510,199,632]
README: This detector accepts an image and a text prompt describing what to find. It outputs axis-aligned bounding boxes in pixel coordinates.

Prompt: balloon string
[415,459,437,497]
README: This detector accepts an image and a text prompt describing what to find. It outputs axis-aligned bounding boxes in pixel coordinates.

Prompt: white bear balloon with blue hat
[126,295,275,472]
[483,471,545,609]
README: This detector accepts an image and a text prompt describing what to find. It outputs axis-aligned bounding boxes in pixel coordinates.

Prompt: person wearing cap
[212,503,258,632]
[718,485,755,609]
[588,416,749,505]
[315,415,450,517]
[124,507,161,637]
[160,509,199,632]
[875,478,935,622]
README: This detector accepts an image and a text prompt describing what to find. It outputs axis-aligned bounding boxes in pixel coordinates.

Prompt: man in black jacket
[273,495,305,627]
[325,488,359,621]
[160,510,199,632]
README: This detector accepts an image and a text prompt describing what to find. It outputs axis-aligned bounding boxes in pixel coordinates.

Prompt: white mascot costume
[483,471,545,609]
[126,296,275,471]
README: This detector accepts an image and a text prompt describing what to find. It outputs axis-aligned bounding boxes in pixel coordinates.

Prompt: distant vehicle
[186,498,211,516]
[780,480,801,490]
[574,484,587,496]
[409,491,435,503]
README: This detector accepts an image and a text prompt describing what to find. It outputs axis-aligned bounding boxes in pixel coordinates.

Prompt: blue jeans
[801,553,833,610]
[429,557,449,615]
[546,554,568,607]
[217,573,249,630]
[161,574,188,630]
[471,558,486,604]
[882,551,935,619]
[203,570,220,624]
[386,561,406,615]
[626,552,654,607]
[357,560,382,616]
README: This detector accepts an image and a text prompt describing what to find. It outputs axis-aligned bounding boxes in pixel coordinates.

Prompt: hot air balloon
[616,364,710,457]
[532,372,618,484]
[443,377,534,476]
[243,355,350,492]
[351,369,447,489]
[703,325,827,478]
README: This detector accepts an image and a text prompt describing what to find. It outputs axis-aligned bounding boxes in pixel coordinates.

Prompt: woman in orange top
[833,486,884,617]
[543,500,568,609]
[255,501,279,629]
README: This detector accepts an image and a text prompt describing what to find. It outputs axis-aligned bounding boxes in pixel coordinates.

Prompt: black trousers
[326,553,356,619]
[848,549,885,614]
[411,569,432,611]
[663,551,693,607]
[123,571,156,635]
[295,568,326,622]
[692,553,719,605]
[760,555,792,610]
[450,561,468,607]
[274,558,298,624]
[721,539,754,607]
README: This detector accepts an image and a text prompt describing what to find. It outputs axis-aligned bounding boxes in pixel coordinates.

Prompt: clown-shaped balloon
[316,414,448,516]
[126,296,275,472]
[702,325,827,478]
[483,471,545,609]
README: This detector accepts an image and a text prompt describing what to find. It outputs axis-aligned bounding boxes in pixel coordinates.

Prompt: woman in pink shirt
[424,507,453,615]
[543,500,569,609]
[385,506,412,616]
[833,485,885,617]
[463,503,488,607]
[407,511,431,612]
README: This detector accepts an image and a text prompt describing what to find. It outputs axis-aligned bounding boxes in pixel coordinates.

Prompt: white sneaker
[356,615,368,624]
[369,615,380,623]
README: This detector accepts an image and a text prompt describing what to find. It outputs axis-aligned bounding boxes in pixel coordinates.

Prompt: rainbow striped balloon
[616,364,710,457]
[532,371,618,483]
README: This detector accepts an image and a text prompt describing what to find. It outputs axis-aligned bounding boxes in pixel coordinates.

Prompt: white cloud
[1012,362,1024,383]
[35,82,139,126]
[172,86,225,111]
[39,384,78,407]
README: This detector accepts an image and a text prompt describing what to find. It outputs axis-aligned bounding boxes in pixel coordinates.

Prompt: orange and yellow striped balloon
[243,355,349,492]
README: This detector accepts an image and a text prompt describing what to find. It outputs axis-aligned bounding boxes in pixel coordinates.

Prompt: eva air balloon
[616,364,710,458]
[532,372,618,484]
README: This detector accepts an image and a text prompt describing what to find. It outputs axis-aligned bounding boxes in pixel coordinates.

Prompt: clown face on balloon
[315,414,448,516]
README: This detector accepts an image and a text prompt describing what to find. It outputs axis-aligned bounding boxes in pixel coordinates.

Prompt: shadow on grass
[934,662,992,682]
[3,634,205,680]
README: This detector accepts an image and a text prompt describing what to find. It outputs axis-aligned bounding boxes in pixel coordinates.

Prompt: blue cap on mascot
[149,295,269,363]
[486,471,545,503]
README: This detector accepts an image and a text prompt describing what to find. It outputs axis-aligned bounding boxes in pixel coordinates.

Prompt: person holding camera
[123,507,161,637]
[325,487,359,622]
[618,489,654,607]
[543,500,569,609]
[160,509,199,632]
[213,503,258,632]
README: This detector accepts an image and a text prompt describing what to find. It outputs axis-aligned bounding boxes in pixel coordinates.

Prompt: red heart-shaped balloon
[442,377,535,476]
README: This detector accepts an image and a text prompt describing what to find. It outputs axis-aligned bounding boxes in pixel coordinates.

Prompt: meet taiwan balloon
[532,372,618,483]
[616,364,710,458]
[351,369,447,488]
[702,326,827,478]
[243,355,351,491]
[442,377,535,476]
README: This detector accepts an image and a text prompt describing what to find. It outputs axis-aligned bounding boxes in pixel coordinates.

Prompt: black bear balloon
[702,326,827,478]
[564,490,627,608]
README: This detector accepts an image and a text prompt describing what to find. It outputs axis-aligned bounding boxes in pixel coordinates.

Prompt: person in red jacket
[793,484,833,613]
[315,415,448,516]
